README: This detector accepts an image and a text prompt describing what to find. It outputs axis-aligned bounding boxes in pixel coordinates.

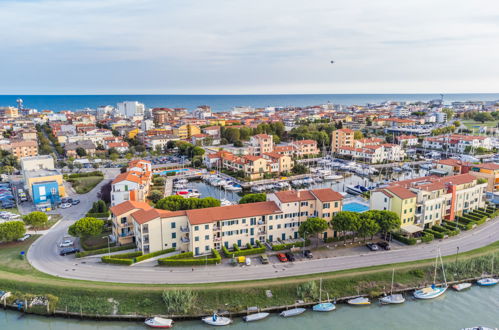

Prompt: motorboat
[452,283,472,291]
[347,297,370,305]
[280,307,306,317]
[220,199,233,206]
[346,185,363,195]
[242,312,270,322]
[379,269,406,304]
[476,278,498,286]
[224,183,242,192]
[144,317,174,328]
[392,167,403,172]
[175,179,188,184]
[324,174,342,181]
[461,327,498,330]
[201,314,232,326]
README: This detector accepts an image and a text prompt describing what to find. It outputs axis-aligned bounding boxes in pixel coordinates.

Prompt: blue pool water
[157,168,190,175]
[342,202,369,213]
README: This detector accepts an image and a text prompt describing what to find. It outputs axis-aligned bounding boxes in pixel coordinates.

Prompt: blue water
[1,93,499,112]
[342,202,370,213]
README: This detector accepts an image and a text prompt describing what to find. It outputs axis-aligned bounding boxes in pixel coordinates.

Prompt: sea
[1,94,499,112]
[1,285,497,330]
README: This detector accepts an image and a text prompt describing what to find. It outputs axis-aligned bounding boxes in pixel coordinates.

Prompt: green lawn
[462,119,499,129]
[0,235,40,274]
[69,176,103,194]
[0,208,20,214]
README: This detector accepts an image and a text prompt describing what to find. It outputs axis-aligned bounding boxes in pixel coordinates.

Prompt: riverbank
[1,240,498,320]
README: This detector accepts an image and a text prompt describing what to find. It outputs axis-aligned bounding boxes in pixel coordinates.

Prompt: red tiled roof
[384,186,416,199]
[110,201,152,217]
[186,201,282,225]
[131,208,186,225]
[273,190,315,203]
[310,188,344,202]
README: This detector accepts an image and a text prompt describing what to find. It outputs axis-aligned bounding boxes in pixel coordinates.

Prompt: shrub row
[101,251,142,265]
[222,241,266,257]
[157,249,221,266]
[135,248,176,262]
[85,212,110,219]
[80,240,117,251]
[76,243,136,258]
[271,239,311,251]
[421,232,434,243]
[391,232,417,245]
[424,229,444,239]
[442,220,468,231]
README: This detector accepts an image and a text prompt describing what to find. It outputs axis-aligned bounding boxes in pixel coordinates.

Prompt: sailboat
[313,279,336,312]
[201,313,232,326]
[413,248,448,299]
[379,269,405,304]
[477,256,498,287]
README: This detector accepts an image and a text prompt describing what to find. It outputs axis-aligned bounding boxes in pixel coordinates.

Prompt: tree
[272,134,281,144]
[357,213,380,242]
[156,196,221,211]
[239,193,266,204]
[148,190,164,204]
[292,163,308,175]
[110,153,119,161]
[299,217,329,247]
[354,131,364,140]
[76,147,87,157]
[442,108,454,121]
[153,177,165,186]
[0,221,26,242]
[68,217,104,238]
[330,211,360,244]
[365,210,400,240]
[23,211,48,230]
[233,140,243,147]
[473,112,494,123]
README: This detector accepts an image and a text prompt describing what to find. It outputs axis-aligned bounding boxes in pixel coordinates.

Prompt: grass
[0,208,20,214]
[80,231,113,251]
[0,227,498,317]
[461,119,499,129]
[69,176,103,194]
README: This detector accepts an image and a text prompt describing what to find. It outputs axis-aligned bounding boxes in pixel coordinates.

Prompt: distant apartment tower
[249,134,273,156]
[331,128,354,153]
[117,101,145,118]
[391,106,410,118]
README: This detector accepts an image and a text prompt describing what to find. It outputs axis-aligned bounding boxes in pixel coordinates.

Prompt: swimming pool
[157,168,190,175]
[342,202,369,213]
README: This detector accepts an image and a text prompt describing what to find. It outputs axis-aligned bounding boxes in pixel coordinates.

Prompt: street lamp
[455,246,460,263]
[102,235,111,255]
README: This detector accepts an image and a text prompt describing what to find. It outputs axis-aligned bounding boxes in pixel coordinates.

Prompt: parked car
[304,250,313,259]
[71,199,80,205]
[59,239,74,248]
[1,202,15,209]
[285,252,296,262]
[245,257,251,266]
[60,203,72,209]
[377,241,391,250]
[18,234,31,242]
[276,253,288,262]
[366,243,380,251]
[260,254,269,264]
[59,247,80,256]
[60,198,69,204]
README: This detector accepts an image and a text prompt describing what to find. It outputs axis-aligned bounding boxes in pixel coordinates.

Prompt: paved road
[27,177,499,284]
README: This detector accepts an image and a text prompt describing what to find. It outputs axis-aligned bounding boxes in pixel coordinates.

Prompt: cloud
[0,0,498,94]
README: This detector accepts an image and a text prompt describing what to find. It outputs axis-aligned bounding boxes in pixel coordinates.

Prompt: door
[269,235,273,242]
[281,233,286,240]
[195,247,199,255]
[237,239,242,247]
[323,232,328,240]
[293,232,298,239]
[250,238,255,245]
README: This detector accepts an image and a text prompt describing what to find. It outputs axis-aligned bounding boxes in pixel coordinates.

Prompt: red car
[276,253,288,262]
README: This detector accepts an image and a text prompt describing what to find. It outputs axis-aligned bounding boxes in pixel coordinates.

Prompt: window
[172,233,176,239]
[194,226,199,231]
[172,242,176,248]
[171,222,176,229]
[205,245,210,251]
[277,224,281,229]
[269,225,273,230]
[205,235,209,240]
[205,224,209,230]
[334,202,339,208]
[195,236,199,242]
[323,203,330,208]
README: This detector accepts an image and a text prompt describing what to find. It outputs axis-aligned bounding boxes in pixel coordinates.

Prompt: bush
[391,232,417,245]
[158,249,221,266]
[443,220,468,231]
[85,212,110,219]
[101,251,142,265]
[67,171,104,178]
[425,229,444,239]
[271,240,310,251]
[76,243,136,258]
[431,225,449,234]
[223,241,266,257]
[162,290,197,314]
[421,232,434,243]
[135,248,175,262]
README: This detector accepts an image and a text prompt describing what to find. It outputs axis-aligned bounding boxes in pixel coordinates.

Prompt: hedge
[76,243,136,258]
[391,232,417,245]
[157,249,221,266]
[443,220,468,231]
[223,241,266,257]
[271,239,311,251]
[85,212,110,219]
[430,225,448,233]
[135,248,176,262]
[421,232,434,243]
[66,171,104,179]
[424,229,444,239]
[101,251,142,265]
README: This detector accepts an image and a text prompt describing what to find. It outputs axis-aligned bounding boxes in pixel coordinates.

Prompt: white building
[117,101,145,118]
[141,119,155,132]
[392,106,410,117]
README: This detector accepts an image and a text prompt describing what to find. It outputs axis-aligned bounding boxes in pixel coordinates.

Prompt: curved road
[28,176,499,284]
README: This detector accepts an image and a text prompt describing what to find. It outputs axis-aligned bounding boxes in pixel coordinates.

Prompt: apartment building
[173,124,200,139]
[290,140,320,157]
[435,159,499,192]
[396,135,418,147]
[422,134,492,153]
[110,160,152,206]
[1,140,38,158]
[249,134,274,156]
[109,200,152,245]
[371,173,487,234]
[110,188,343,255]
[337,143,405,163]
[331,128,354,152]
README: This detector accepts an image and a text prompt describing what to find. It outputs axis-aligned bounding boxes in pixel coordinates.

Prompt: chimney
[297,190,301,198]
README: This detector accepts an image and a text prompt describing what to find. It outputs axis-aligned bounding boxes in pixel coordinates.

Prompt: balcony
[180,226,189,233]
[213,226,221,231]
[120,231,134,237]
[213,236,222,242]
[181,237,190,243]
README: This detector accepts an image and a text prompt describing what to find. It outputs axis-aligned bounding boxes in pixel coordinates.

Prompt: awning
[401,224,423,234]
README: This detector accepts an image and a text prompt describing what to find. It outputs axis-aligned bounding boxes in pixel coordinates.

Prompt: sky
[1,0,498,94]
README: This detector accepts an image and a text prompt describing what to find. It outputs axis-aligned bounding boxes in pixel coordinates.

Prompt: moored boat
[452,283,472,291]
[242,312,270,322]
[476,278,498,286]
[201,314,232,326]
[313,279,336,312]
[280,307,306,317]
[461,327,498,330]
[347,297,370,305]
[144,317,174,328]
[380,269,406,304]
[413,285,447,299]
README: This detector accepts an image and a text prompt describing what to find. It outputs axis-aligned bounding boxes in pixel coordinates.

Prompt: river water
[1,285,497,330]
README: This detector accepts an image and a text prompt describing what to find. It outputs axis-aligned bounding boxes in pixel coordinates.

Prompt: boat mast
[438,248,447,285]
[433,249,438,284]
[319,278,322,303]
[390,268,395,295]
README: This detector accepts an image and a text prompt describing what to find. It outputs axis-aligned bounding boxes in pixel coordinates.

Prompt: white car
[245,257,251,266]
[18,234,31,242]
[59,239,74,248]
[60,203,72,209]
